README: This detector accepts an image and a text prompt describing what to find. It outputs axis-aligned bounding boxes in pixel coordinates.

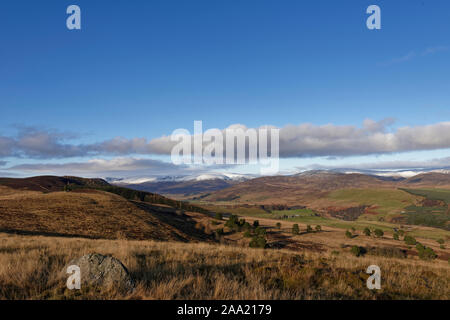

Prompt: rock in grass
[63,253,135,292]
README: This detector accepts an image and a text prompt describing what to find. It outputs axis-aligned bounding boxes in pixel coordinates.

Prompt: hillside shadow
[131,201,213,242]
[268,231,326,252]
[0,228,100,239]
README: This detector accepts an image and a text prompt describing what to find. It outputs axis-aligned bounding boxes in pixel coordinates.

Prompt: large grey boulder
[64,253,135,292]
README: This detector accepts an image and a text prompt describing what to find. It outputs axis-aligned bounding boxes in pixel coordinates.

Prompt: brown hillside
[0,186,210,242]
[401,173,450,187]
[204,171,395,204]
[118,178,236,197]
[203,171,450,205]
[0,176,108,192]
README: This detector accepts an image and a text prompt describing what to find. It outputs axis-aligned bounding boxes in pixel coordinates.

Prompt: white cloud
[2,120,450,160]
[277,120,450,157]
[298,156,450,172]
[8,158,186,178]
[380,45,449,66]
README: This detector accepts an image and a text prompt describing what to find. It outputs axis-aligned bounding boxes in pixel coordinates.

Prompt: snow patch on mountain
[106,172,256,185]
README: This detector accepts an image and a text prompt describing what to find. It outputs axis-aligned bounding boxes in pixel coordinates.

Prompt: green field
[399,188,450,230]
[199,204,269,216]
[235,207,448,240]
[326,188,418,216]
[198,188,450,240]
[404,205,449,230]
[400,188,450,204]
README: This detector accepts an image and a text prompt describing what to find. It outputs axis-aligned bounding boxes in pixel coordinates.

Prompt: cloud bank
[8,158,193,178]
[298,156,450,171]
[2,119,450,160]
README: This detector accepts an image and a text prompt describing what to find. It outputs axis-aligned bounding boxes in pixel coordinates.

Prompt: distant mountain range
[106,172,255,184]
[106,173,256,196]
[338,168,450,178]
[202,171,450,205]
[105,169,450,197]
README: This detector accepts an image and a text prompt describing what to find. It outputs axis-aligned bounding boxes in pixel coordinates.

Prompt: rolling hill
[113,178,237,198]
[0,176,212,242]
[202,171,398,204]
[401,172,450,187]
[199,171,450,229]
[0,176,109,192]
[203,171,450,205]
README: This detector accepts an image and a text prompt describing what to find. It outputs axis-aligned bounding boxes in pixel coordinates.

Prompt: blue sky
[1,0,450,177]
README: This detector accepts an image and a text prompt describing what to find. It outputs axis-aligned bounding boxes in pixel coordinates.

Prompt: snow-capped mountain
[341,168,450,178]
[106,172,256,185]
[291,167,450,179]
[105,172,257,196]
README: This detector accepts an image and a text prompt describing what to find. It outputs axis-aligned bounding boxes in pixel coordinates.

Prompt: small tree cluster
[374,229,384,238]
[345,230,353,239]
[254,226,266,236]
[363,227,371,236]
[242,221,267,240]
[225,215,248,231]
[416,243,437,260]
[351,245,366,257]
[315,225,322,232]
[243,230,252,238]
[249,235,267,248]
[214,228,224,240]
[404,235,417,245]
[242,222,252,231]
[292,224,300,235]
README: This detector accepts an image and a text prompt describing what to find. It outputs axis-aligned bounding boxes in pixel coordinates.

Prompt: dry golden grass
[0,233,448,300]
[0,188,209,242]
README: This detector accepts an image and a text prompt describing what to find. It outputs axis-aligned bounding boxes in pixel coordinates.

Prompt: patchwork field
[198,185,450,236]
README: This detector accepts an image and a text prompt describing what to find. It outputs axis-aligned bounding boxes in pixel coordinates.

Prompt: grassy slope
[401,188,450,203]
[202,203,449,240]
[326,188,418,216]
[0,176,210,215]
[400,188,450,230]
[0,233,448,300]
[241,213,449,240]
[0,186,210,242]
